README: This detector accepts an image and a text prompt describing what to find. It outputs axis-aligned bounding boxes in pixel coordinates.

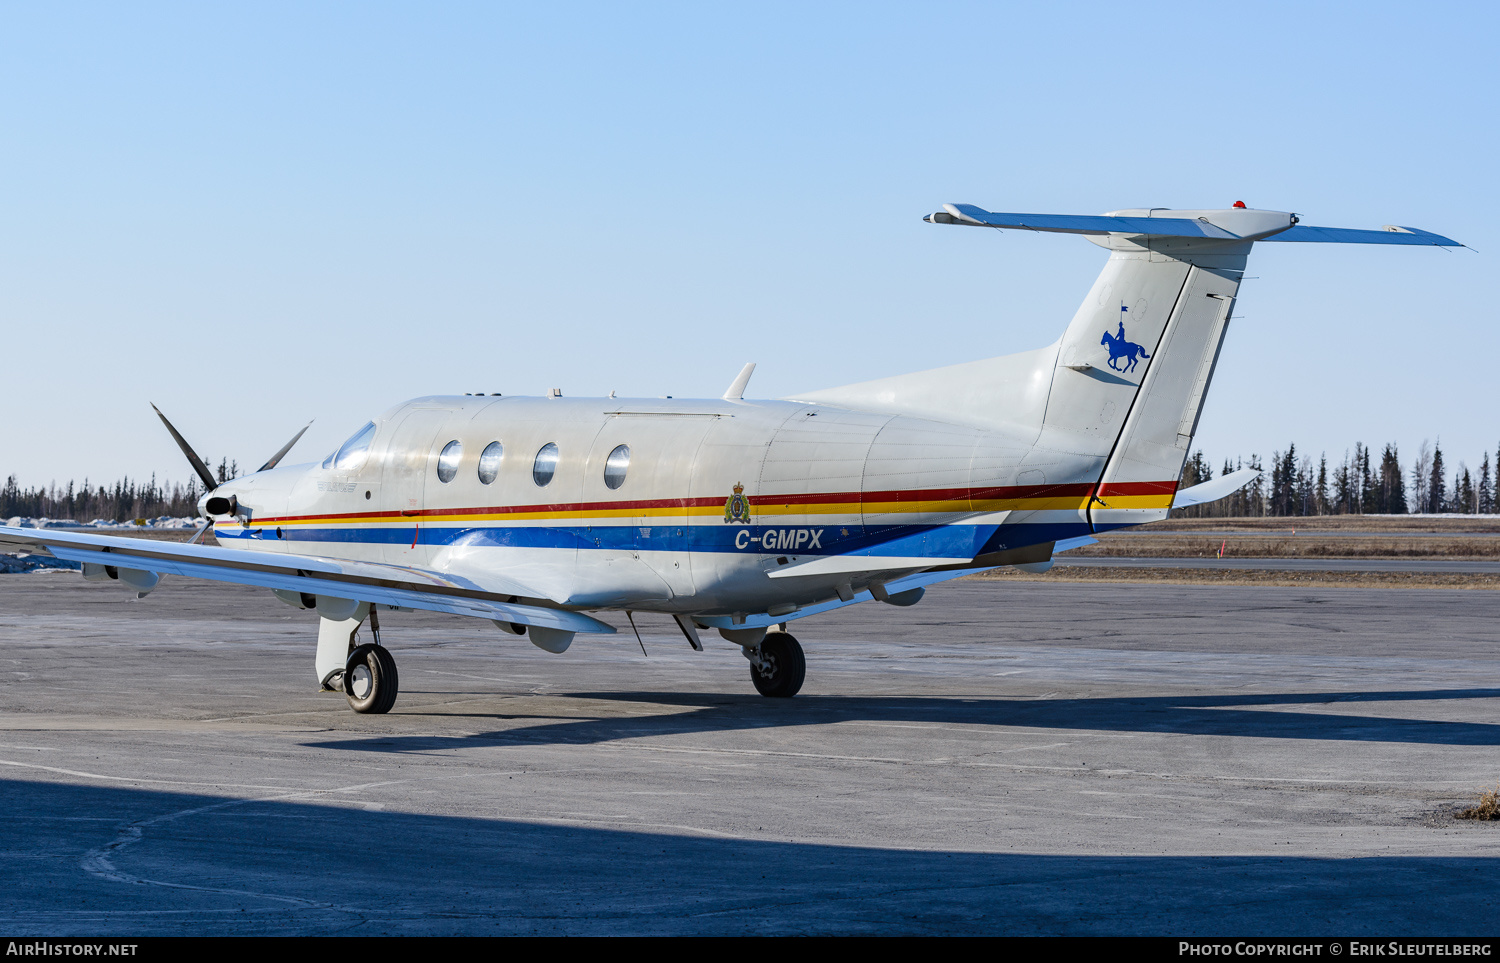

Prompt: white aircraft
[0,203,1460,712]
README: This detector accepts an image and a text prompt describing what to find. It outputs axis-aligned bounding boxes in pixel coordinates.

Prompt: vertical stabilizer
[1077,239,1244,530]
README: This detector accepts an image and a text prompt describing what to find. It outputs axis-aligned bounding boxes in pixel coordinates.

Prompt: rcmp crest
[724,482,752,524]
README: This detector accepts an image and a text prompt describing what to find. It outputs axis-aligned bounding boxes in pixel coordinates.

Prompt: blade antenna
[722,362,756,401]
[258,420,313,472]
[151,404,218,491]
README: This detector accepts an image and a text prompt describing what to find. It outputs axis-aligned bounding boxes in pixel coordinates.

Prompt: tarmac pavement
[0,572,1497,935]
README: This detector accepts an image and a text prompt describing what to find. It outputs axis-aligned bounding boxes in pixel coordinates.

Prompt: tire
[750,632,805,698]
[344,643,399,714]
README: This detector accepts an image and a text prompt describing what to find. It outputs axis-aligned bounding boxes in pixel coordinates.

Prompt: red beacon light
[1232,201,1247,208]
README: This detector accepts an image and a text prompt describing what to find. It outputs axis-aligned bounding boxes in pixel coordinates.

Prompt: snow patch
[3,516,199,530]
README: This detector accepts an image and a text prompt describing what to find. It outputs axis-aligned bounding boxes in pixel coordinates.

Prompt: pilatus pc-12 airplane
[0,203,1461,713]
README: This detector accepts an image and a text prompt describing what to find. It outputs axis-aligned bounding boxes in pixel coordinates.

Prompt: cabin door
[377,407,453,564]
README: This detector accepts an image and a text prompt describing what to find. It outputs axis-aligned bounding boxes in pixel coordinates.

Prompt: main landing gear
[746,631,806,698]
[344,642,399,714]
[313,603,401,714]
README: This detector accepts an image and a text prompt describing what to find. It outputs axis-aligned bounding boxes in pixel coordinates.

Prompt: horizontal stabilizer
[1172,467,1263,509]
[927,204,1462,248]
[1260,224,1463,246]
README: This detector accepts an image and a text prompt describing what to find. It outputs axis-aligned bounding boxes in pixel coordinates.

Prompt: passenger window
[437,440,462,483]
[333,422,377,471]
[478,442,504,485]
[532,443,559,487]
[603,445,630,490]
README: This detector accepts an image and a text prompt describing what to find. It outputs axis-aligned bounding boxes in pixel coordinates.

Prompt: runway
[0,572,1497,935]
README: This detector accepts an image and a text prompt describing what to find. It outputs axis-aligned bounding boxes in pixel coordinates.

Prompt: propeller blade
[257,421,313,473]
[151,403,218,491]
[187,518,214,545]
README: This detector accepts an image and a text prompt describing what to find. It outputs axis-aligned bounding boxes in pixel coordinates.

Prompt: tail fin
[1039,210,1252,531]
[800,203,1458,531]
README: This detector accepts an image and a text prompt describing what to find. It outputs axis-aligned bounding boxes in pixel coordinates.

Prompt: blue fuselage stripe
[215,520,1100,558]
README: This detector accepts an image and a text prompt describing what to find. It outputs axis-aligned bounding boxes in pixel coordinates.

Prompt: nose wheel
[344,643,399,714]
[748,631,805,698]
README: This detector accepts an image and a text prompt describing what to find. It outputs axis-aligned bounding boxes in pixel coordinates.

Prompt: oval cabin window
[478,441,504,485]
[603,444,630,490]
[532,442,559,487]
[436,440,462,483]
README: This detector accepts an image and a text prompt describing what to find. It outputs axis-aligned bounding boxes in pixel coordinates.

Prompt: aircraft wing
[0,526,615,635]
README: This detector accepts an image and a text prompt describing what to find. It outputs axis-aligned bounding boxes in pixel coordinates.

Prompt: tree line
[1176,440,1498,517]
[5,442,1494,522]
[1,460,239,522]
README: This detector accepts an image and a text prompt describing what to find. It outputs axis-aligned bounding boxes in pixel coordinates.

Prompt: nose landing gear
[746,631,805,698]
[344,643,399,714]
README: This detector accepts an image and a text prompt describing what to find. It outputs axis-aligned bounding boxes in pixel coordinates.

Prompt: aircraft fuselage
[209,394,1161,616]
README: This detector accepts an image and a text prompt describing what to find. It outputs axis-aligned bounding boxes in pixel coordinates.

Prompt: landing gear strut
[747,631,805,698]
[344,643,399,714]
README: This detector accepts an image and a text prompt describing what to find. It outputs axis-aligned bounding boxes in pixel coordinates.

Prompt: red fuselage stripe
[247,479,1179,526]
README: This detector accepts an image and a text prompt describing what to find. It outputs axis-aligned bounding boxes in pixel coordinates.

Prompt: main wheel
[344,643,399,714]
[750,632,805,698]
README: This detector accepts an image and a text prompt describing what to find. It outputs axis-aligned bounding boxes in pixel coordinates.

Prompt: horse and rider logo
[1101,319,1150,373]
[724,482,753,524]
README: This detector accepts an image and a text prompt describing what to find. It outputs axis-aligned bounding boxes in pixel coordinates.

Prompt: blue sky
[1,2,1495,489]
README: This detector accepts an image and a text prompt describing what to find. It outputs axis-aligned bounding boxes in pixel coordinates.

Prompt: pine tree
[1245,455,1266,516]
[1359,443,1377,514]
[1270,445,1298,516]
[1479,454,1493,515]
[1378,444,1406,514]
[1333,451,1353,515]
[1429,442,1447,514]
[1454,465,1475,514]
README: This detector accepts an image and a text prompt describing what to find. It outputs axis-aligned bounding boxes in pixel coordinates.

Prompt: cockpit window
[333,422,377,471]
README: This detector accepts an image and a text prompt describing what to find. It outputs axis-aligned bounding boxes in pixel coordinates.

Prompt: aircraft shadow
[2,777,1495,936]
[306,687,1500,754]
